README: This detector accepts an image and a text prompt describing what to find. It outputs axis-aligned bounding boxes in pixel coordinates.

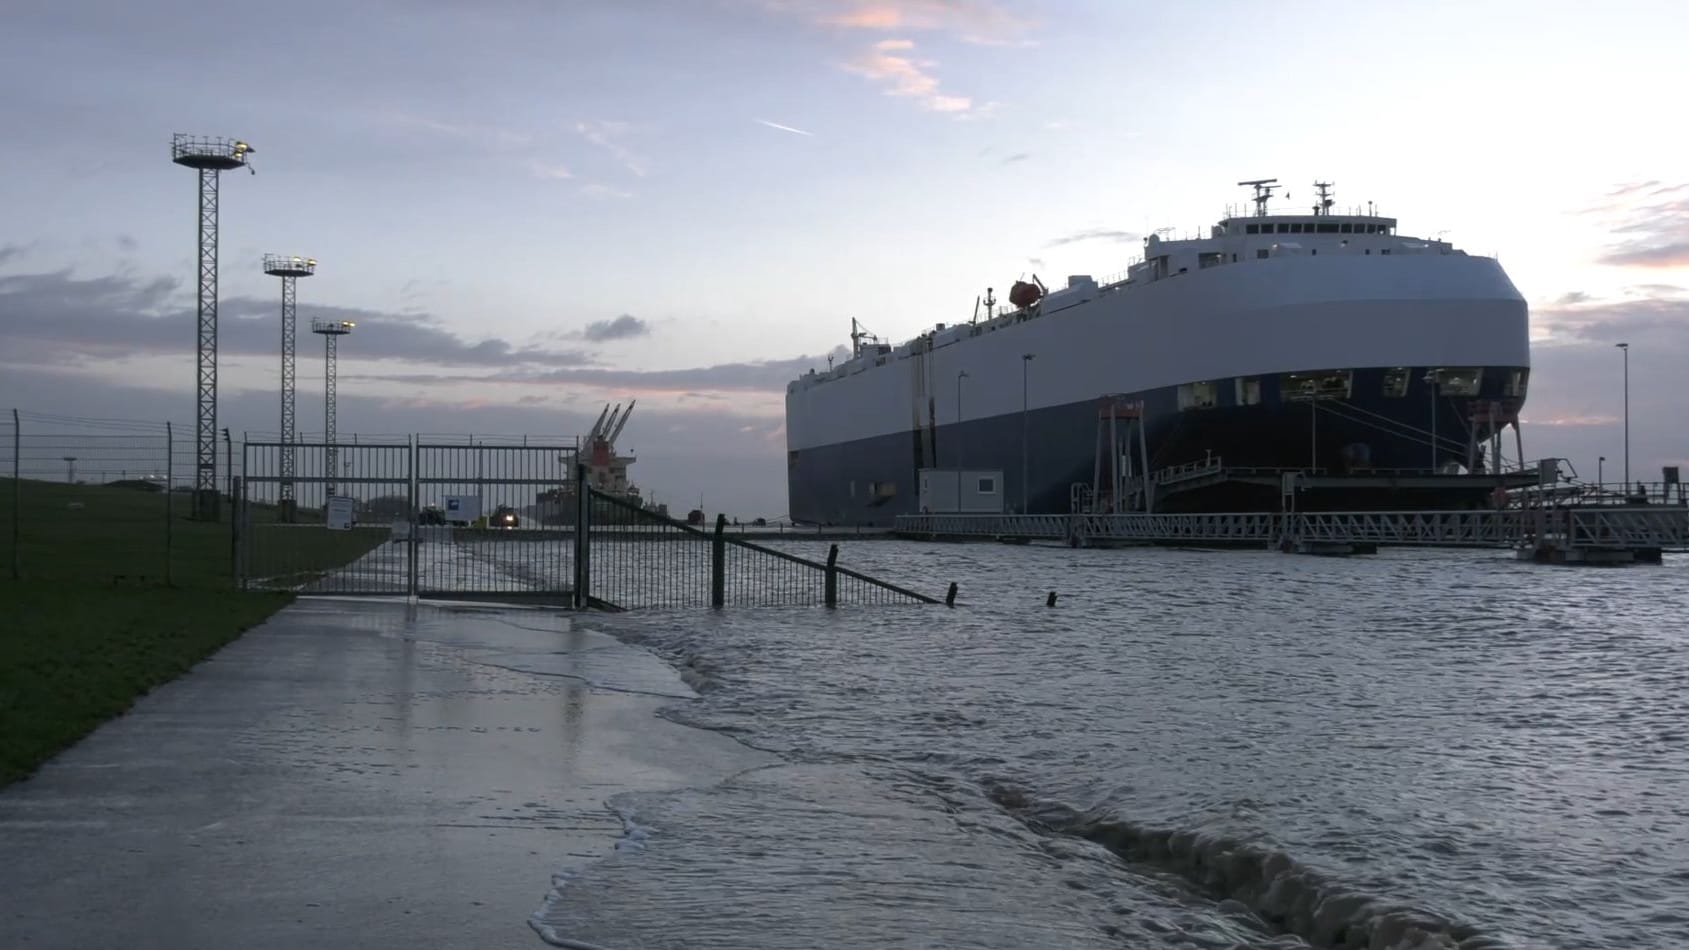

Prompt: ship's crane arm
[587,403,612,442]
[606,399,635,444]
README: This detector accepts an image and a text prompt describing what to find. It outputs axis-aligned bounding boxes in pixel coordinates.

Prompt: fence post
[824,543,839,608]
[10,408,19,580]
[165,421,174,587]
[711,513,726,609]
[407,438,419,599]
[230,475,243,587]
[573,462,589,608]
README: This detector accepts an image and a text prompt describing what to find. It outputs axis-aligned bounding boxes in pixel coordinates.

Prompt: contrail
[755,118,814,136]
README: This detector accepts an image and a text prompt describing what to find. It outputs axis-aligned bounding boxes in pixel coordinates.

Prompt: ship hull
[786,250,1531,525]
[787,364,1528,525]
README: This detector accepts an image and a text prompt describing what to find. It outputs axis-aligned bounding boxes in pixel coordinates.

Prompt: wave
[985,783,1519,950]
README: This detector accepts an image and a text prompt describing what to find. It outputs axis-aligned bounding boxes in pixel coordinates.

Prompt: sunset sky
[2,0,1685,516]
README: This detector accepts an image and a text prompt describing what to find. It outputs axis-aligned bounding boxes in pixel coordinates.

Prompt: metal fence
[234,439,941,610]
[582,490,939,609]
[2,409,234,585]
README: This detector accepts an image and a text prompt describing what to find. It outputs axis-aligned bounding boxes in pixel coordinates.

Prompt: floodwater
[529,542,1689,950]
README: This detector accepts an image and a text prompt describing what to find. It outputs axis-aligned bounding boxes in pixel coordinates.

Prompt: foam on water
[550,545,1689,947]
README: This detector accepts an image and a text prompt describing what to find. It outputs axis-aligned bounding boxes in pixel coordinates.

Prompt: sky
[1,0,1686,516]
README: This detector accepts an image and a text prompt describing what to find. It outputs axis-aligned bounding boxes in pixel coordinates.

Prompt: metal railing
[896,508,1689,552]
[580,486,940,610]
[232,441,942,609]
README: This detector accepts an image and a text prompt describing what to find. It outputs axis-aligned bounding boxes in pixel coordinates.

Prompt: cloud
[844,37,973,113]
[1586,182,1689,269]
[755,118,815,136]
[0,243,27,266]
[1002,152,1030,164]
[1044,228,1142,248]
[349,346,852,397]
[580,314,650,342]
[0,268,596,368]
[528,160,574,180]
[805,0,1032,45]
[385,112,533,148]
[580,182,634,199]
[576,120,648,177]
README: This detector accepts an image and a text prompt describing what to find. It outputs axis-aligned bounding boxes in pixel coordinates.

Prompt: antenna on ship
[983,286,996,319]
[1312,181,1334,216]
[1237,178,1278,217]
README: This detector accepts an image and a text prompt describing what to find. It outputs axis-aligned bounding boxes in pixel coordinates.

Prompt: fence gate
[238,440,576,602]
[239,440,939,610]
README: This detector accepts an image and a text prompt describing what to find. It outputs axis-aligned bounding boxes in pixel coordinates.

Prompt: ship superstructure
[786,179,1532,525]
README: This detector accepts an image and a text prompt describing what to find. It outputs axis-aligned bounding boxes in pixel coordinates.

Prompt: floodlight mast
[171,134,254,520]
[263,254,316,519]
[311,319,355,499]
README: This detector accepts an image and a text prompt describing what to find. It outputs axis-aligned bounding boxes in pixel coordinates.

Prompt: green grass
[0,477,387,786]
[0,583,289,786]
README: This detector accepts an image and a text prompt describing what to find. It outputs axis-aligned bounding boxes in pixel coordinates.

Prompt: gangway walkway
[896,507,1689,554]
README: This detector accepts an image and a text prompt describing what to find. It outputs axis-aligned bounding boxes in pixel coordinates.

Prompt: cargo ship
[785,180,1533,525]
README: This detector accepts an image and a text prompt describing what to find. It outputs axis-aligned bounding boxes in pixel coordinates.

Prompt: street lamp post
[1303,380,1318,471]
[1616,342,1630,489]
[956,370,968,510]
[959,370,972,466]
[1021,354,1035,513]
[1423,369,1440,473]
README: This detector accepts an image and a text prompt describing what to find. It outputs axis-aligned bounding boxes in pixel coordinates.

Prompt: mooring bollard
[945,582,958,608]
[824,543,839,608]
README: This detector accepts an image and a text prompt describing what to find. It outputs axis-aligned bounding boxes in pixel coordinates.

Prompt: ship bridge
[1129,179,1458,284]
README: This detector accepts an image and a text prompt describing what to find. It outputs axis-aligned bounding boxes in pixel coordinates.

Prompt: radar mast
[1312,181,1335,216]
[1237,178,1279,217]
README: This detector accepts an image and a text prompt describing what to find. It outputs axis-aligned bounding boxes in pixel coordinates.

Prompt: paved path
[0,598,766,949]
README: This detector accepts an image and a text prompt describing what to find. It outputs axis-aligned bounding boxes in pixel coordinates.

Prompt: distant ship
[532,400,652,523]
[785,179,1532,525]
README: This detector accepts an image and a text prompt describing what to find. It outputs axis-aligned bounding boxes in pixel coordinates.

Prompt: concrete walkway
[0,598,766,949]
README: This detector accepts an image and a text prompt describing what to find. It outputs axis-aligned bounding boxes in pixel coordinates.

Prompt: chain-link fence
[2,410,585,588]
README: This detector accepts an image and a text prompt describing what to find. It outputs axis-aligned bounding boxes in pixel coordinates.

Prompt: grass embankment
[0,477,383,786]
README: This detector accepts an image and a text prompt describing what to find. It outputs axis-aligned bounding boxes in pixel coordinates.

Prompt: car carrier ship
[785,179,1534,526]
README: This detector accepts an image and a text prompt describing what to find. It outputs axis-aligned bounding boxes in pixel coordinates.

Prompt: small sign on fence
[325,495,356,531]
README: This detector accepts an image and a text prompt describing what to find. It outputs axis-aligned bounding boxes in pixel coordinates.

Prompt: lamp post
[959,370,972,466]
[1616,342,1630,489]
[63,456,77,484]
[1598,455,1606,493]
[1021,354,1035,513]
[1302,380,1319,472]
[956,370,968,510]
[1423,369,1441,472]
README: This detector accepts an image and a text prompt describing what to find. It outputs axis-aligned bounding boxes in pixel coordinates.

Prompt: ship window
[1282,370,1353,400]
[1317,223,1339,233]
[1436,368,1482,396]
[1290,223,1304,234]
[1365,249,1371,255]
[977,477,996,494]
[1340,223,1354,233]
[1382,367,1409,398]
[1231,253,1237,263]
[1178,381,1218,410]
[1199,252,1223,269]
[1505,369,1529,397]
[1246,224,1259,234]
[1235,377,1262,406]
[1256,249,1270,259]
